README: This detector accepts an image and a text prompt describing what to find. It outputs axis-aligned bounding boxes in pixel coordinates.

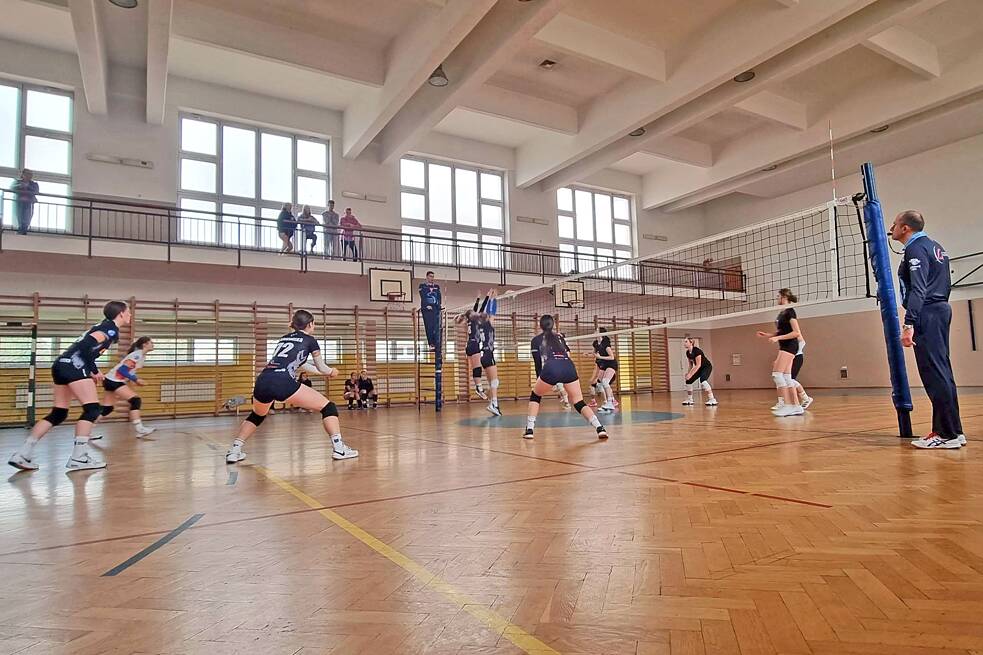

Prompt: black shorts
[465,342,480,357]
[51,360,90,386]
[779,340,798,355]
[253,371,301,404]
[686,364,712,385]
[791,354,804,380]
[540,360,578,386]
[597,360,618,371]
[480,351,496,368]
[103,379,127,392]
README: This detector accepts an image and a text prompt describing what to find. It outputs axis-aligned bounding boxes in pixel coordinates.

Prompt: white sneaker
[487,403,502,417]
[956,434,967,446]
[226,449,246,464]
[88,433,104,441]
[705,398,718,406]
[597,403,615,413]
[682,398,694,406]
[135,424,156,437]
[559,400,571,410]
[66,452,106,471]
[801,396,813,410]
[771,399,785,411]
[475,387,488,400]
[8,453,38,471]
[332,443,359,460]
[775,405,804,417]
[911,435,961,449]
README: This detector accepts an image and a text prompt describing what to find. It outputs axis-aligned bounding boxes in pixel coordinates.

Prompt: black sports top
[59,319,120,373]
[593,335,615,364]
[686,346,710,369]
[776,307,797,337]
[531,332,571,376]
[264,331,320,379]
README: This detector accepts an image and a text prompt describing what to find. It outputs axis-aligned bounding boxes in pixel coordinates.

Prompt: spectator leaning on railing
[9,169,40,235]
[296,205,319,253]
[321,200,340,258]
[277,203,296,254]
[340,208,362,261]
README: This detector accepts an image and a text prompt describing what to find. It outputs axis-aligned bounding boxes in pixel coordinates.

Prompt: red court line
[414,436,593,469]
[619,470,832,508]
[750,493,833,508]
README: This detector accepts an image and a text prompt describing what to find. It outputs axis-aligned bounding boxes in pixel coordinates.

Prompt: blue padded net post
[861,162,913,437]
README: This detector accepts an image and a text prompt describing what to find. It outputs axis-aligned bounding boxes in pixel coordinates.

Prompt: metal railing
[952,250,983,289]
[0,190,745,293]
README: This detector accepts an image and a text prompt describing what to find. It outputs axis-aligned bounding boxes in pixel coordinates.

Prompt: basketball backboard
[369,268,413,302]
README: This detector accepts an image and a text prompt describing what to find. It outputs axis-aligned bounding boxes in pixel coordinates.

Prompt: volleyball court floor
[1,388,981,654]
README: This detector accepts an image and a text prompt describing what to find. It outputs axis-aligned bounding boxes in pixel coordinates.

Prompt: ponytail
[779,288,798,304]
[127,336,152,354]
[539,314,563,352]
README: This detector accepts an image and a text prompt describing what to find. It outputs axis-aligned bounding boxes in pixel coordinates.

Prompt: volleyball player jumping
[9,300,131,472]
[591,328,619,413]
[682,337,718,406]
[757,288,804,417]
[457,301,487,400]
[478,290,502,416]
[525,315,607,440]
[225,309,358,464]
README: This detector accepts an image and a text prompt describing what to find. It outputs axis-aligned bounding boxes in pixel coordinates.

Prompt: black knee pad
[100,404,115,417]
[45,407,70,426]
[128,396,141,411]
[529,392,542,403]
[472,367,482,379]
[80,402,101,423]
[321,401,338,418]
[245,411,266,427]
[573,400,587,413]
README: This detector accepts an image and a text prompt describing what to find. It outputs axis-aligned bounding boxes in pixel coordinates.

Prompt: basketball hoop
[385,291,407,311]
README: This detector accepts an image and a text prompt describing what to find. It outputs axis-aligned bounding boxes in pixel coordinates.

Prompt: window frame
[177,112,331,249]
[557,185,634,276]
[0,79,74,230]
[399,155,506,268]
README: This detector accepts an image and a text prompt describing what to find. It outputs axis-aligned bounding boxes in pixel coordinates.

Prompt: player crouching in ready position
[226,310,358,464]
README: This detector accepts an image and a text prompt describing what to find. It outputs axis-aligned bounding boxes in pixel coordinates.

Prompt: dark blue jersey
[531,332,570,376]
[264,331,320,379]
[419,282,441,311]
[898,233,951,328]
[466,317,480,346]
[479,320,495,353]
[60,319,120,373]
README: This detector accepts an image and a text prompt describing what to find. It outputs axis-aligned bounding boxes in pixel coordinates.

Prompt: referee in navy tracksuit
[419,271,441,350]
[890,210,965,449]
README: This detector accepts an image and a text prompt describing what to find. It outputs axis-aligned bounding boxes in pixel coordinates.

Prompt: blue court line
[227,471,238,485]
[101,513,204,577]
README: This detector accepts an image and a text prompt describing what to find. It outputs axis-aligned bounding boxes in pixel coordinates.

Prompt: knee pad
[472,367,482,379]
[772,372,787,388]
[782,373,794,387]
[600,379,611,390]
[80,402,101,423]
[700,380,712,392]
[45,407,69,426]
[321,401,339,418]
[529,392,542,403]
[573,400,587,413]
[490,379,500,390]
[245,411,266,427]
[128,396,141,411]
[100,404,115,417]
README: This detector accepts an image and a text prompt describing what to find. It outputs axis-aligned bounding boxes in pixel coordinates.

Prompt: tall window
[556,187,633,275]
[0,80,73,231]
[399,156,506,269]
[178,114,330,250]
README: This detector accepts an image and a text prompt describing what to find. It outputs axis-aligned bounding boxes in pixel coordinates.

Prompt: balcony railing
[952,250,983,289]
[0,190,745,293]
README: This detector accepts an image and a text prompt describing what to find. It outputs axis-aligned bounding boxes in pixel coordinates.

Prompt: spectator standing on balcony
[297,205,319,253]
[340,208,362,261]
[277,203,296,254]
[321,200,340,258]
[419,271,442,350]
[9,169,39,235]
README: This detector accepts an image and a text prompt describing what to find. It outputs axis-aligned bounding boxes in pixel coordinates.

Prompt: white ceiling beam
[528,0,947,192]
[460,84,578,135]
[733,90,808,130]
[534,13,665,81]
[643,45,983,210]
[145,0,173,125]
[864,25,941,78]
[378,0,566,164]
[640,135,713,168]
[514,0,877,190]
[171,1,385,87]
[67,0,108,114]
[342,0,497,159]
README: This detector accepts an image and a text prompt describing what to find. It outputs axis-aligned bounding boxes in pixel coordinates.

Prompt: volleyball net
[448,199,871,347]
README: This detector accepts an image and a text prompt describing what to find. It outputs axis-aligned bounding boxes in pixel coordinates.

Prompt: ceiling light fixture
[108,0,139,7]
[539,59,556,71]
[733,70,756,83]
[870,125,890,133]
[761,164,778,172]
[629,127,646,137]
[428,65,449,87]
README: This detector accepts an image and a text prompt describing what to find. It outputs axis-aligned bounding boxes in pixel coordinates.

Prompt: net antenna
[447,198,870,349]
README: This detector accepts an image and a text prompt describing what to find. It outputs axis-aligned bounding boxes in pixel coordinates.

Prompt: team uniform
[531,332,578,385]
[254,331,321,403]
[478,320,496,369]
[791,339,805,379]
[685,346,712,384]
[592,335,618,412]
[104,348,146,392]
[593,336,618,374]
[775,308,798,353]
[52,320,120,385]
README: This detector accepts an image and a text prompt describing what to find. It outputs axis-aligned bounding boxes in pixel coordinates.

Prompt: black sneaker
[522,428,534,440]
[596,426,608,440]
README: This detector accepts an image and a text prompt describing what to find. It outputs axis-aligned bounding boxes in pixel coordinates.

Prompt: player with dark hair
[525,314,607,440]
[9,300,131,471]
[682,337,717,406]
[94,336,157,438]
[225,309,358,463]
[774,338,813,412]
[591,328,619,413]
[456,299,487,400]
[478,289,501,416]
[757,288,804,417]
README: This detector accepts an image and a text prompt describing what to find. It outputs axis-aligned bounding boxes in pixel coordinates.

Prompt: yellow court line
[250,464,561,655]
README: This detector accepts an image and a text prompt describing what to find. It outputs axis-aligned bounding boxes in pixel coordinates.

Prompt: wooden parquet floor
[1,388,982,655]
